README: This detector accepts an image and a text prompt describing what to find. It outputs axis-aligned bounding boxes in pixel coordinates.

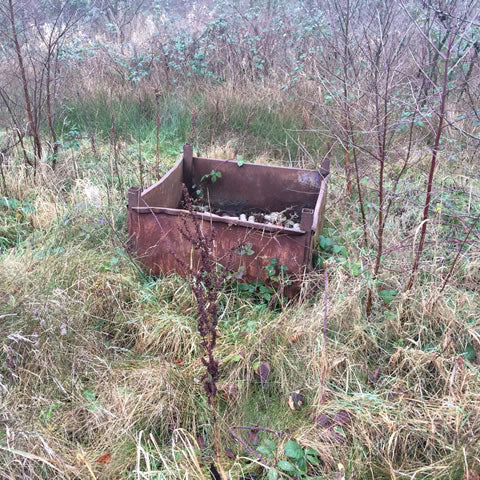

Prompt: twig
[438,212,480,295]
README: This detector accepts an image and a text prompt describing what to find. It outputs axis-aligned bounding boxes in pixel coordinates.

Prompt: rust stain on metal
[127,144,330,295]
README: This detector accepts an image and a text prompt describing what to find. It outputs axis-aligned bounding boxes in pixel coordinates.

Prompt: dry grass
[0,129,479,480]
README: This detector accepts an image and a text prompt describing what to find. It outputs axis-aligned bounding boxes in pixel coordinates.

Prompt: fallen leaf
[225,448,235,459]
[315,413,331,428]
[288,333,300,344]
[288,391,304,411]
[255,362,271,386]
[96,451,111,464]
[320,428,341,445]
[333,410,352,426]
[234,270,244,280]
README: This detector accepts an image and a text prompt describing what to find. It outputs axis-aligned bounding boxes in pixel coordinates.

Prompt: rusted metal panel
[141,156,184,208]
[129,210,308,283]
[127,144,330,293]
[191,156,321,212]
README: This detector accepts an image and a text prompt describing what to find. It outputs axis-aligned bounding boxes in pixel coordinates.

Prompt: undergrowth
[0,94,480,480]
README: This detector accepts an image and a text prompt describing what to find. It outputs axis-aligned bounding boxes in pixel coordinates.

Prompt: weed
[201,169,222,184]
[174,185,230,479]
[275,440,322,479]
[193,168,223,198]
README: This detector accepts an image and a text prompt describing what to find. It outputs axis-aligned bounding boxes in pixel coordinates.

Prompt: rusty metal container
[127,144,329,291]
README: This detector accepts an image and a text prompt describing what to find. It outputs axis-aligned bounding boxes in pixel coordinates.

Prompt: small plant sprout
[193,169,223,198]
[201,169,222,183]
[263,440,322,479]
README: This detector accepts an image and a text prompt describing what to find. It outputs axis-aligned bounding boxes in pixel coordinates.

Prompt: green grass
[54,88,325,164]
[55,90,191,154]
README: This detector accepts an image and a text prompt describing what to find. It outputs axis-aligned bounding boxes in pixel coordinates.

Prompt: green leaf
[237,155,244,167]
[264,439,277,451]
[82,389,101,411]
[379,289,397,305]
[211,175,217,183]
[216,171,222,178]
[284,440,304,460]
[333,245,348,257]
[277,460,297,473]
[306,454,320,466]
[267,469,279,480]
[348,262,362,276]
[384,310,395,321]
[234,243,254,256]
[40,403,61,424]
[464,344,476,361]
[83,389,96,402]
[296,456,307,473]
[333,425,345,439]
[318,235,333,251]
[305,447,320,457]
[257,445,275,458]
